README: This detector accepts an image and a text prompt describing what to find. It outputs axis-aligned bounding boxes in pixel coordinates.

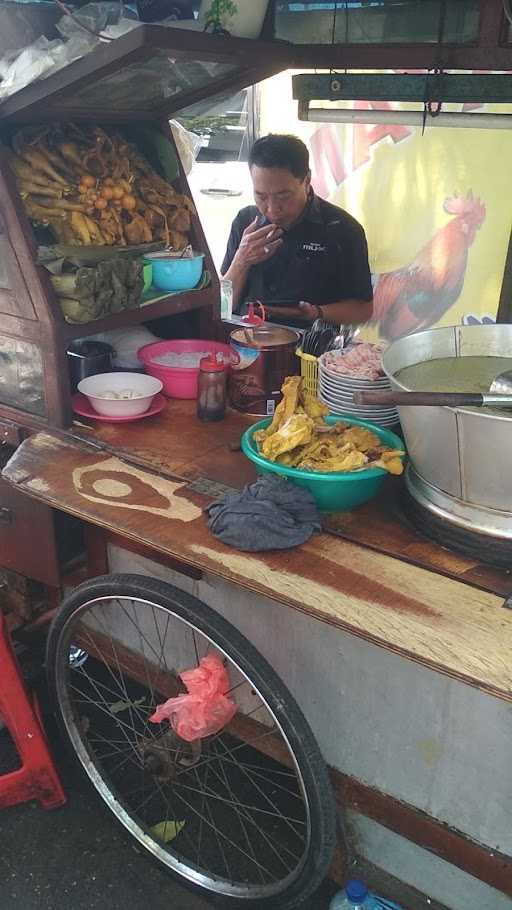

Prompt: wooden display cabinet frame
[0,27,291,430]
[1,11,511,432]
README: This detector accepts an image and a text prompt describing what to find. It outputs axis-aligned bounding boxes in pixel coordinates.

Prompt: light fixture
[293,72,512,129]
[298,102,512,130]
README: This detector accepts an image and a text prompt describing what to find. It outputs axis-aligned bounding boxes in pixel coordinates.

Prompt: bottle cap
[199,352,225,372]
[346,880,368,902]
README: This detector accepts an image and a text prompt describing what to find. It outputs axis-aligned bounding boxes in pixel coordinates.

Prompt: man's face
[250,166,311,230]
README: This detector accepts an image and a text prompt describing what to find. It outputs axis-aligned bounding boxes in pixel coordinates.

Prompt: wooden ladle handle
[353,390,486,407]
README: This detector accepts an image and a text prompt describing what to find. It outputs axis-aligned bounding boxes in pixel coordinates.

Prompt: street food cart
[1,7,512,910]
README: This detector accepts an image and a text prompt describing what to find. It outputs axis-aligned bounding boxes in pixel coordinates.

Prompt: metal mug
[67,341,115,392]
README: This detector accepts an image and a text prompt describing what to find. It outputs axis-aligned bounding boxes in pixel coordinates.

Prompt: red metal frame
[0,612,66,810]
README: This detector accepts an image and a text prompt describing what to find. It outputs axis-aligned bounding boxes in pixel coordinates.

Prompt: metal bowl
[382,324,512,533]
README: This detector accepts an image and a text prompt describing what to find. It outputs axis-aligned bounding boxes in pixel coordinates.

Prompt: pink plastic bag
[149,653,237,742]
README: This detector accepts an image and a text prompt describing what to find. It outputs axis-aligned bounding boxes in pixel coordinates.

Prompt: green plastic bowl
[241,415,405,513]
[143,263,153,293]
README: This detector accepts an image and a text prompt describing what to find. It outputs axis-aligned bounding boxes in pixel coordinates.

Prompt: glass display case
[0,26,288,427]
[273,0,480,45]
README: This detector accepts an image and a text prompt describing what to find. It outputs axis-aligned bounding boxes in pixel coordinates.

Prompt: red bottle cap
[200,352,225,372]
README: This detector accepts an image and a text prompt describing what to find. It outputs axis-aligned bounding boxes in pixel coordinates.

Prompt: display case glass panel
[273,0,480,45]
[0,336,46,416]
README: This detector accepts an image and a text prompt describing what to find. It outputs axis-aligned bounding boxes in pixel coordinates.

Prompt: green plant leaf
[150,820,186,843]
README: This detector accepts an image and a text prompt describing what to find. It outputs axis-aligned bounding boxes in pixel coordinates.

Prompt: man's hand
[233,218,283,268]
[298,301,321,322]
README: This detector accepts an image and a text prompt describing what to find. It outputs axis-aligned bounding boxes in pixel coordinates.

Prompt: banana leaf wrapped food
[49,256,144,323]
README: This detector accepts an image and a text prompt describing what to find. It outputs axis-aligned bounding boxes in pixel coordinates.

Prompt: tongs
[301,321,357,357]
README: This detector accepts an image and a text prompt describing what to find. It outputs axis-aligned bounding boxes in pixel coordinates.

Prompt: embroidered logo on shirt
[300,242,327,253]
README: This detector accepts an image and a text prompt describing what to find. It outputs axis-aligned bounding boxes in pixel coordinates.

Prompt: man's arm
[221,217,283,313]
[222,257,251,314]
[298,297,373,325]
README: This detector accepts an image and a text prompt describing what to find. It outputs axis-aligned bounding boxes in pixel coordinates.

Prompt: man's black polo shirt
[221,191,373,315]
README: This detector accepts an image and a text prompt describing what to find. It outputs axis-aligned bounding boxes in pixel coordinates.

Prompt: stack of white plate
[318,355,399,427]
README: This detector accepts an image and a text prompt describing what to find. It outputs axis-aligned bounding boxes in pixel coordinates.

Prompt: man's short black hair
[249,134,310,180]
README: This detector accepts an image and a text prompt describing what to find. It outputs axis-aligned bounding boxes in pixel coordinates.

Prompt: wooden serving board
[70,400,512,598]
[3,429,512,702]
[323,480,512,599]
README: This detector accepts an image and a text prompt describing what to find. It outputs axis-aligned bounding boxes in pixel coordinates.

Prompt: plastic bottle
[329,879,370,910]
[220,278,233,320]
[197,353,226,422]
[329,879,404,910]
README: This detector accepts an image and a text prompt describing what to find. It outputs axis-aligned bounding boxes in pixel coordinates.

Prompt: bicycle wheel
[46,574,336,909]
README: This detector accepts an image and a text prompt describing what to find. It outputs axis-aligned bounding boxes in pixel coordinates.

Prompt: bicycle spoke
[208,747,267,885]
[167,773,273,878]
[177,726,278,778]
[89,608,150,737]
[220,755,303,801]
[207,736,305,841]
[51,588,328,899]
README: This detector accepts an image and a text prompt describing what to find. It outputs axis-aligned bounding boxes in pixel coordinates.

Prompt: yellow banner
[259,72,512,340]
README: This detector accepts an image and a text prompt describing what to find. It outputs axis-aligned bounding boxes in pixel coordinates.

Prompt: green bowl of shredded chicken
[242,414,405,513]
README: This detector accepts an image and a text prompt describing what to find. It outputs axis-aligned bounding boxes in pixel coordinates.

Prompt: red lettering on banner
[353,101,412,170]
[310,124,347,198]
[309,78,485,196]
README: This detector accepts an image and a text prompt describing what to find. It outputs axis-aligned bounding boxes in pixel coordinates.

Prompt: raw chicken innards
[322,342,386,381]
[254,376,404,475]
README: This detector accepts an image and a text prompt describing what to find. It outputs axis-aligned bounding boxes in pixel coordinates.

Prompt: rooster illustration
[372,191,486,341]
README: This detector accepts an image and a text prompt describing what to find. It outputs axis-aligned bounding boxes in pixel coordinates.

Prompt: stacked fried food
[9,124,194,248]
[254,377,405,475]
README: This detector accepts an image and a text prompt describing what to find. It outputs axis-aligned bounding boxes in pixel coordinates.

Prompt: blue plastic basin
[144,253,204,293]
[241,415,405,513]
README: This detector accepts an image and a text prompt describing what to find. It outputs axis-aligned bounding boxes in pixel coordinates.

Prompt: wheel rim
[54,595,312,900]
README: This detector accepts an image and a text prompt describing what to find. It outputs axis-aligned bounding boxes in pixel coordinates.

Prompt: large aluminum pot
[382,324,512,537]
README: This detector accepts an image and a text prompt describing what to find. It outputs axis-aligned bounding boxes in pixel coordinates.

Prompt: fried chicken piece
[303,396,330,420]
[261,415,314,461]
[300,450,367,472]
[342,426,380,453]
[123,213,153,245]
[169,208,191,233]
[254,376,302,443]
[370,449,405,475]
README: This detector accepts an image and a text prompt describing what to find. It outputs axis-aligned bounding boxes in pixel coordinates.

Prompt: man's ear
[304,171,312,192]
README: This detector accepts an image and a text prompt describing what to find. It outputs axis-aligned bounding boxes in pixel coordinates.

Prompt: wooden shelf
[61,286,217,340]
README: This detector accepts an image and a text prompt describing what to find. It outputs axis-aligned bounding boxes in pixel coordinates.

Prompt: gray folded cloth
[205,474,321,551]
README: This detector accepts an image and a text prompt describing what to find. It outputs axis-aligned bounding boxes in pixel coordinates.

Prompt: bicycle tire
[46,573,337,909]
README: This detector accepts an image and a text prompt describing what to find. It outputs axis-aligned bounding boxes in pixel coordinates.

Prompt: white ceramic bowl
[77,372,163,417]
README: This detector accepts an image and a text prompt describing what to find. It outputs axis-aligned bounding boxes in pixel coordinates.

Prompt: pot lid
[0,26,291,124]
[231,326,300,349]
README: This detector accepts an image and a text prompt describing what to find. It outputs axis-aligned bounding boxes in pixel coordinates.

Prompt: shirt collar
[289,189,323,230]
[304,190,323,225]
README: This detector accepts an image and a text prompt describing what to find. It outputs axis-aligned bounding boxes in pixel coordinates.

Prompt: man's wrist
[230,253,250,276]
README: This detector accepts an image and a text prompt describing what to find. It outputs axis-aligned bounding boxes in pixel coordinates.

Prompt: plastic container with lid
[197,353,227,422]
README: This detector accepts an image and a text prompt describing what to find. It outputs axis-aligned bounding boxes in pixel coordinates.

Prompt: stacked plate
[318,354,399,428]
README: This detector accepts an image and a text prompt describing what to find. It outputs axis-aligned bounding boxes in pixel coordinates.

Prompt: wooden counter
[3,400,512,702]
